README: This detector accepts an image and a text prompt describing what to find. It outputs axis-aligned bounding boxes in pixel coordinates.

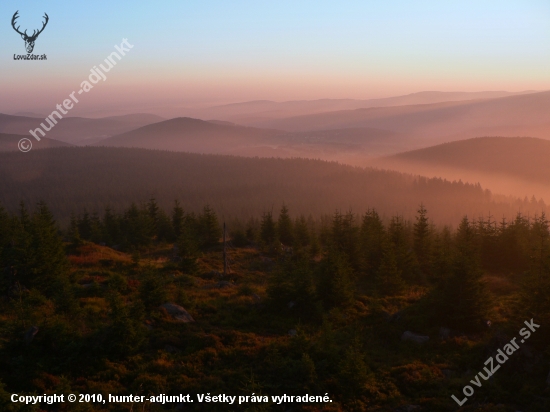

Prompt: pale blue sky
[1,1,549,114]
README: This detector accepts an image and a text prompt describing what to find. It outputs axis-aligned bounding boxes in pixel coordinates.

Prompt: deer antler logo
[11,11,49,54]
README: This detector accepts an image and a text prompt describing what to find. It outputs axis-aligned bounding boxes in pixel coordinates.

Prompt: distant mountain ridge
[0,113,165,145]
[373,136,550,200]
[94,91,550,162]
[385,136,550,184]
[95,117,282,154]
[178,90,533,124]
[251,91,550,145]
[0,132,71,151]
[95,117,408,159]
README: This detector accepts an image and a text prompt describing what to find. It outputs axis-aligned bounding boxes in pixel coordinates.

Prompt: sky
[1,0,549,116]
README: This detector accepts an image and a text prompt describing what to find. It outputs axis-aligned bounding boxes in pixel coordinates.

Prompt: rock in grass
[439,327,451,340]
[401,331,429,344]
[215,281,233,289]
[160,303,195,323]
[164,344,179,353]
[24,326,39,344]
[387,311,402,322]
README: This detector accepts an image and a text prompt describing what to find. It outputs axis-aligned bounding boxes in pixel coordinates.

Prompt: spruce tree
[107,291,146,357]
[139,269,167,308]
[331,210,359,271]
[18,201,31,232]
[413,204,431,276]
[436,216,491,330]
[267,257,319,319]
[156,210,175,242]
[147,198,160,230]
[388,215,418,282]
[0,207,14,295]
[68,213,82,246]
[277,204,294,246]
[78,210,92,240]
[260,211,276,246]
[293,215,311,251]
[0,205,11,250]
[3,209,32,289]
[359,209,386,278]
[172,200,185,238]
[198,205,221,248]
[521,213,550,323]
[30,202,73,309]
[375,242,404,295]
[122,203,153,248]
[103,207,121,246]
[317,248,354,309]
[89,212,104,244]
[177,224,200,273]
[430,226,452,282]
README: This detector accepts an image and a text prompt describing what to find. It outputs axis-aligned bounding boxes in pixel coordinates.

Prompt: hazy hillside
[0,113,164,145]
[374,136,550,200]
[286,127,408,156]
[0,146,543,226]
[96,117,408,159]
[95,117,283,155]
[254,91,550,145]
[177,91,529,124]
[0,133,71,151]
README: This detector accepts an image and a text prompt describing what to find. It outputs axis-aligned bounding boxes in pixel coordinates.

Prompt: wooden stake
[223,222,227,277]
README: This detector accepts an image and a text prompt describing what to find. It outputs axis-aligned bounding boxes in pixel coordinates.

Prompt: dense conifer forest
[0,147,545,226]
[1,199,549,411]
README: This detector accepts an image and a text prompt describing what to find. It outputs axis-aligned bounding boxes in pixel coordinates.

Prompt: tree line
[2,200,550,333]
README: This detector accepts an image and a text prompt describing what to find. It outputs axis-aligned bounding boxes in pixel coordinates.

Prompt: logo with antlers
[11,11,49,54]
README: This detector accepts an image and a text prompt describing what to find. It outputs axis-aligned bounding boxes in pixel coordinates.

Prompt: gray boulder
[439,327,451,340]
[441,369,454,379]
[215,281,233,289]
[164,344,179,353]
[388,311,402,322]
[160,303,195,323]
[24,326,39,344]
[401,331,429,344]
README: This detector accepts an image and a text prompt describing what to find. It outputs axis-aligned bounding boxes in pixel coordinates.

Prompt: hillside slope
[179,90,528,124]
[95,117,283,155]
[0,146,542,225]
[0,133,71,151]
[374,136,550,200]
[96,117,408,159]
[0,113,164,145]
[255,91,550,145]
[389,137,550,181]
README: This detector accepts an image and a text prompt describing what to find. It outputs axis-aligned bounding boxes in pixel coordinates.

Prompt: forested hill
[0,147,543,225]
[385,136,550,186]
[0,113,164,145]
[0,133,71,151]
[95,117,281,152]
